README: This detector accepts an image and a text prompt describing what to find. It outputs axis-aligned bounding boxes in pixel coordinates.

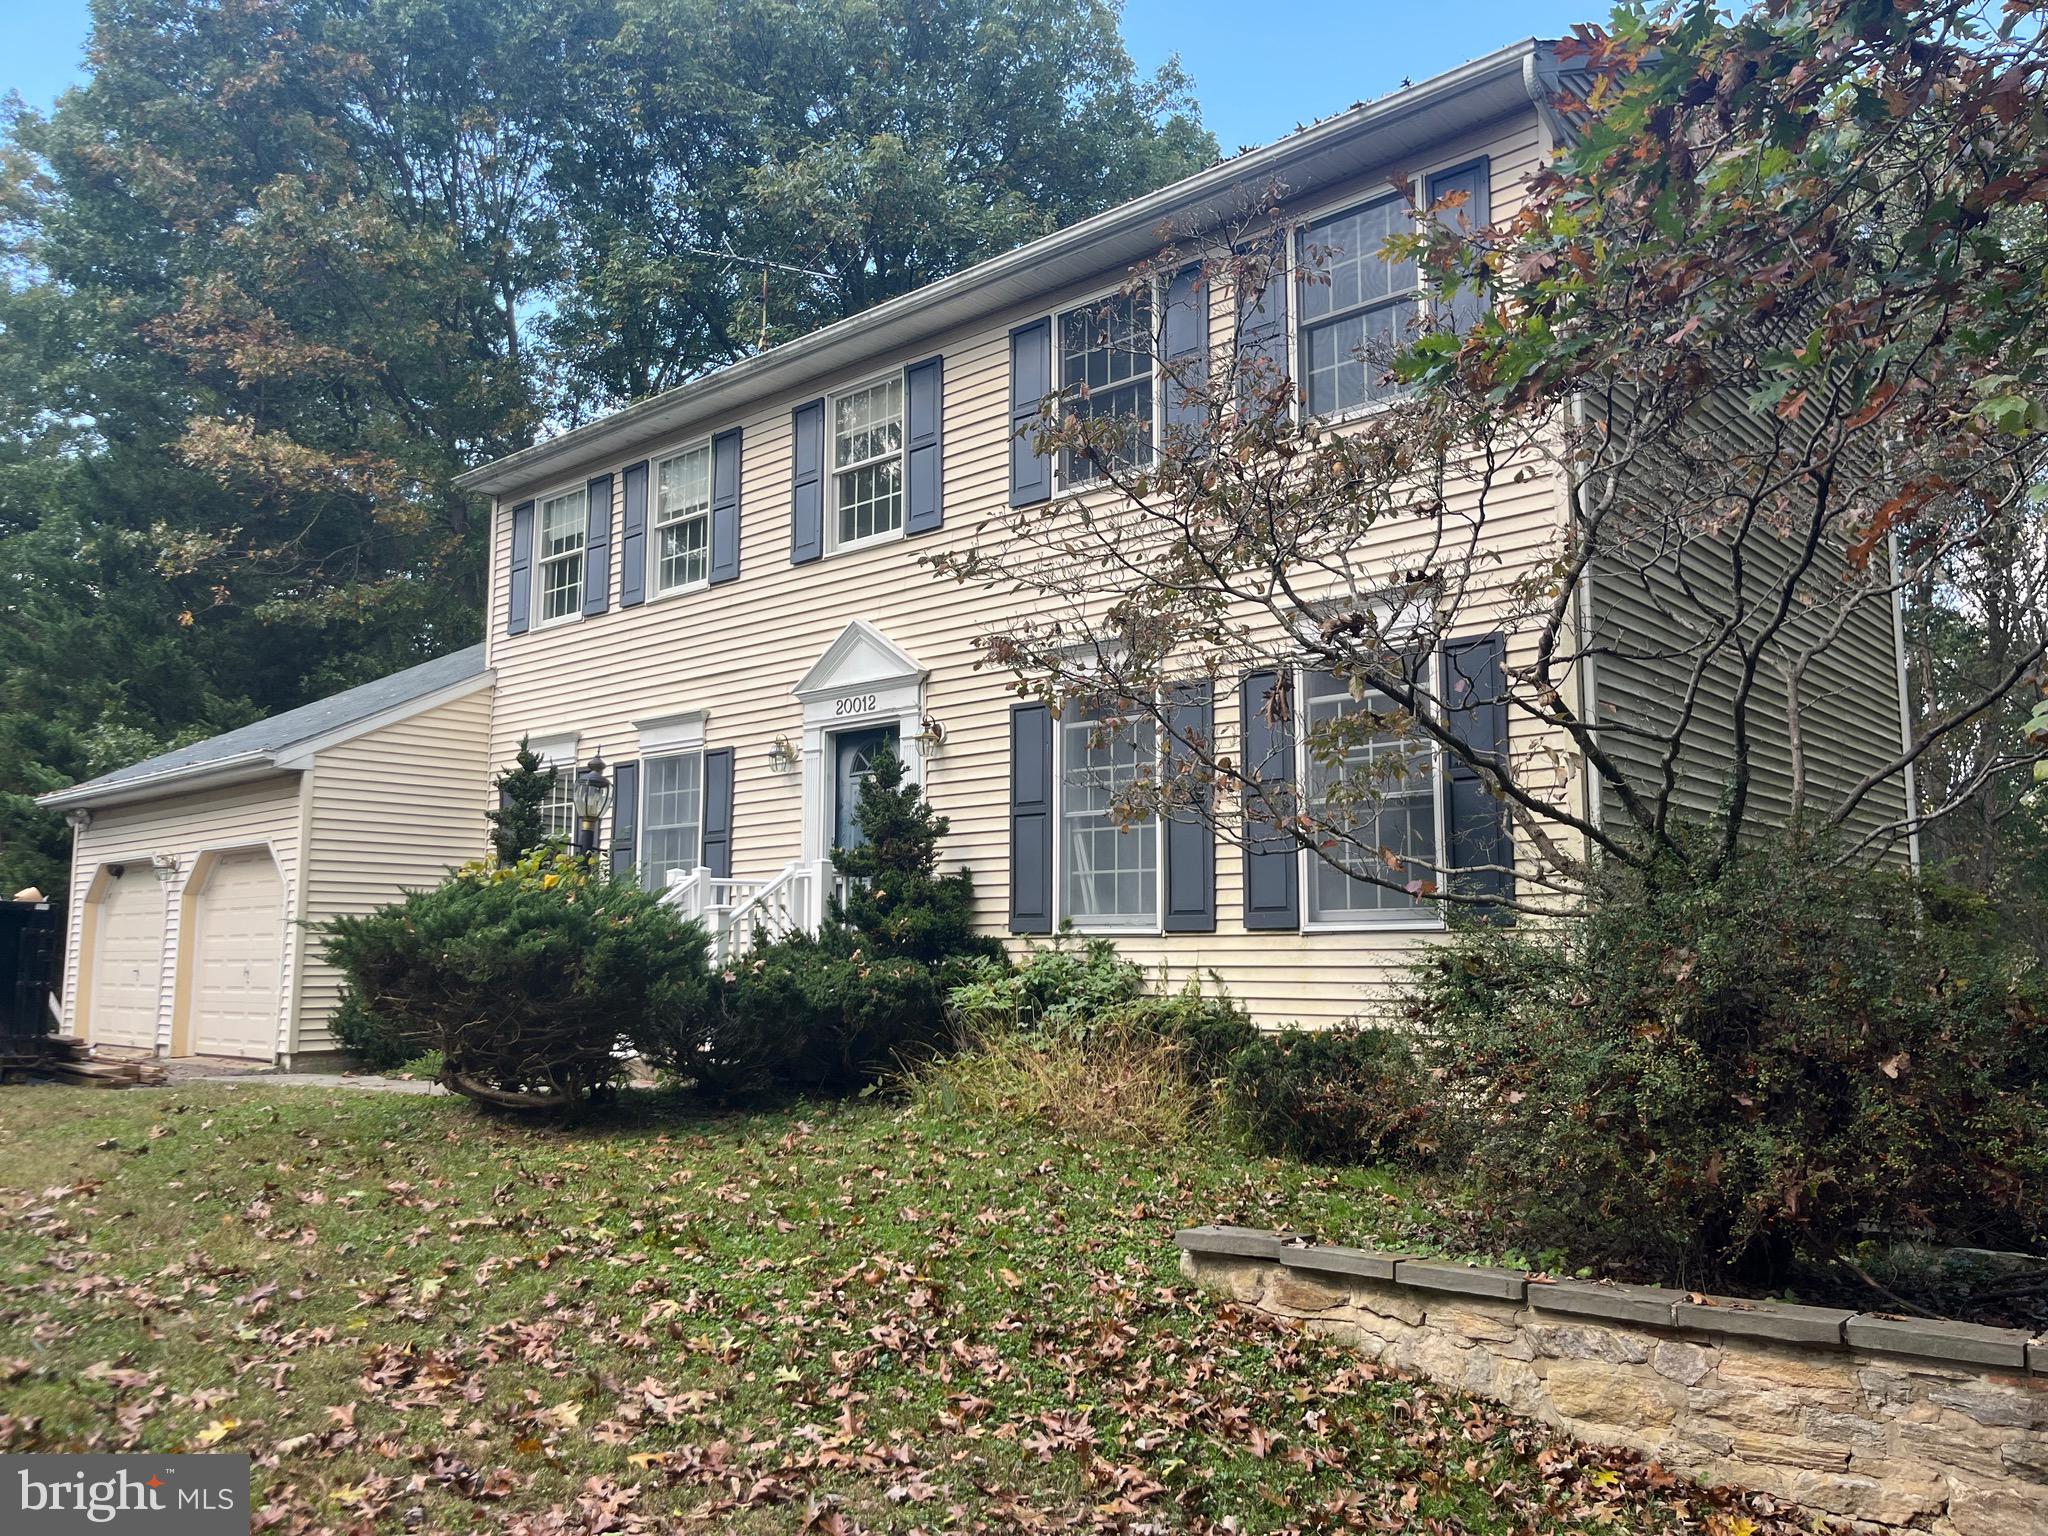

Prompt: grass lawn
[0,1085,1788,1534]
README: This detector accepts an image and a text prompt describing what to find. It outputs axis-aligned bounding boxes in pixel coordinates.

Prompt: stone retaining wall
[1177,1227,2048,1536]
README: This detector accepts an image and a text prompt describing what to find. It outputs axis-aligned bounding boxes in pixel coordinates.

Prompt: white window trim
[533,480,590,630]
[1046,277,1166,496]
[524,730,581,842]
[1271,154,1481,431]
[634,709,707,758]
[638,746,707,893]
[649,439,714,600]
[825,371,908,557]
[1052,698,1166,937]
[1293,659,1448,934]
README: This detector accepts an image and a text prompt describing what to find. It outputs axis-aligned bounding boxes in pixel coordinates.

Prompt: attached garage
[40,647,493,1066]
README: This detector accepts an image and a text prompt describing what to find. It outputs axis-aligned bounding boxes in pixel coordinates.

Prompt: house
[451,36,1908,1028]
[40,36,1916,1055]
[37,647,492,1065]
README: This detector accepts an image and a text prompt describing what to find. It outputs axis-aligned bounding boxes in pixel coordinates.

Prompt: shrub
[320,849,711,1112]
[1226,1024,1436,1165]
[911,1024,1208,1145]
[485,737,560,865]
[647,748,995,1101]
[946,934,1146,1041]
[1098,988,1258,1085]
[326,991,422,1073]
[1409,838,2048,1285]
[688,930,948,1100]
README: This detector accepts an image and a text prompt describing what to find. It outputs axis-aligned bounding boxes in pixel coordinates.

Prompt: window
[1059,709,1159,928]
[640,752,703,891]
[654,444,711,593]
[831,376,904,549]
[1300,668,1439,922]
[539,763,577,841]
[1058,288,1154,484]
[537,486,587,623]
[1296,195,1419,419]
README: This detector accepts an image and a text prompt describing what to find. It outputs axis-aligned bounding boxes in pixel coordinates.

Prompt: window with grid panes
[639,752,703,891]
[654,444,711,592]
[1301,669,1439,920]
[1058,289,1154,484]
[1059,710,1158,927]
[831,377,904,549]
[1297,196,1419,418]
[537,487,587,622]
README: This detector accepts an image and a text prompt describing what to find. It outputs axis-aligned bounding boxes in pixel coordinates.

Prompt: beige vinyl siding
[295,684,495,1054]
[58,775,305,1056]
[483,110,1562,1026]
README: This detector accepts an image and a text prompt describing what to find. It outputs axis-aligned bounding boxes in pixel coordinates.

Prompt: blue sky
[9,0,1600,152]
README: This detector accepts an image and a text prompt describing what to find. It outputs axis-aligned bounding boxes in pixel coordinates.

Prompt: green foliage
[325,992,422,1074]
[945,933,1147,1041]
[690,931,948,1101]
[1226,1025,1436,1166]
[1097,988,1259,1087]
[320,849,711,1112]
[1408,840,2048,1285]
[0,0,1212,877]
[831,747,1004,980]
[487,737,558,865]
[649,753,993,1100]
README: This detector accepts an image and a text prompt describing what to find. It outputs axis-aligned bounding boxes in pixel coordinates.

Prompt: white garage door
[190,850,285,1060]
[88,869,165,1050]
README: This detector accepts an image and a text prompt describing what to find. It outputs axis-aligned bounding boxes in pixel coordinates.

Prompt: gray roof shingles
[42,645,487,807]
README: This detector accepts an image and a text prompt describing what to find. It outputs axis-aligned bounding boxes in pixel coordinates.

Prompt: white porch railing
[661,860,849,965]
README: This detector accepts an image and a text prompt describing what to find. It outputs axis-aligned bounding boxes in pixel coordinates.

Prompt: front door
[833,725,899,851]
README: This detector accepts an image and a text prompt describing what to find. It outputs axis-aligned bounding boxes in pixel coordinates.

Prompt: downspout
[1887,528,1922,873]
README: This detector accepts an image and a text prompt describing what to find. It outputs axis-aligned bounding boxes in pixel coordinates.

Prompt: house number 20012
[834,694,878,717]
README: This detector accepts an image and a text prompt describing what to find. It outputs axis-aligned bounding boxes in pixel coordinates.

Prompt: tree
[831,747,1002,971]
[486,737,557,865]
[543,0,1216,413]
[936,1,2048,915]
[0,0,1215,886]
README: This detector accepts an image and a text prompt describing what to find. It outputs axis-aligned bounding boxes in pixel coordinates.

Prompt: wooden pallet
[44,1057,168,1088]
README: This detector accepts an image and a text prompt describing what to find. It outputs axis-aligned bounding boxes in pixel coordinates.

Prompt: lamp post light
[571,751,612,861]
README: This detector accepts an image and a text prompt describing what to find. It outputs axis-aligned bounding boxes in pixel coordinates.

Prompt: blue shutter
[581,473,613,616]
[1162,264,1208,458]
[1009,703,1054,933]
[701,747,734,878]
[608,759,639,878]
[1238,230,1290,397]
[1427,157,1491,334]
[1163,680,1216,933]
[1442,634,1513,914]
[1008,319,1053,507]
[505,500,534,636]
[710,427,742,585]
[904,354,944,535]
[790,399,825,565]
[1240,669,1299,930]
[618,461,648,608]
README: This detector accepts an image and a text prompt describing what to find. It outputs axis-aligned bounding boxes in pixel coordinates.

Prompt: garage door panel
[89,871,164,1050]
[191,851,284,1060]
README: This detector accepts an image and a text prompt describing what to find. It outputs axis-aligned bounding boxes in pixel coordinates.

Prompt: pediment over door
[791,619,927,701]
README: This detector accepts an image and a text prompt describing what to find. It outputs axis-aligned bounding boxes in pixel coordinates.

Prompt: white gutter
[457,38,1554,499]
[35,751,286,812]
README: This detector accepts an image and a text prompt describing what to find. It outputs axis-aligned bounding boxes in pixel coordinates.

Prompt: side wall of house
[295,684,496,1056]
[482,109,1570,1027]
[57,775,305,1054]
[1587,391,1914,855]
